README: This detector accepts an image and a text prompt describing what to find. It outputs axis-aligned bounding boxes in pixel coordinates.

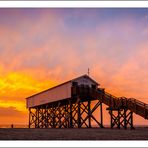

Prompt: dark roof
[26,74,99,99]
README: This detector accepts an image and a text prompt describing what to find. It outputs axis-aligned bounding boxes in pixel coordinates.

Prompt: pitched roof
[26,74,99,99]
[72,74,99,85]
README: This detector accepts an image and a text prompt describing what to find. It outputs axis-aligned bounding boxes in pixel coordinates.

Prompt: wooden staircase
[97,88,148,119]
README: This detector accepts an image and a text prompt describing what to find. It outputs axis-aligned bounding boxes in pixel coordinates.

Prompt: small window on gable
[92,84,97,89]
[72,82,78,86]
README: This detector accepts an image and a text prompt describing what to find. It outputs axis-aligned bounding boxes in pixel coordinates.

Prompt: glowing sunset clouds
[0,8,148,125]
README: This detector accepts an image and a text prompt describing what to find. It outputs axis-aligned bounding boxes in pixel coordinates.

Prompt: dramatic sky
[0,8,148,125]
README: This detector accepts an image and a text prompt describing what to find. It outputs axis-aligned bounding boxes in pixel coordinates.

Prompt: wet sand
[0,127,148,140]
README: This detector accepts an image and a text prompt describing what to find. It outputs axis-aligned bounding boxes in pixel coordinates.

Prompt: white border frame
[0,1,147,8]
[0,1,148,147]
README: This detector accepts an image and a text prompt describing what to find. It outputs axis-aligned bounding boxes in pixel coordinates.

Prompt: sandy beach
[0,127,148,140]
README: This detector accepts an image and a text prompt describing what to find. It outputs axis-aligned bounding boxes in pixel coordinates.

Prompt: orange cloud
[0,106,28,125]
[0,106,25,117]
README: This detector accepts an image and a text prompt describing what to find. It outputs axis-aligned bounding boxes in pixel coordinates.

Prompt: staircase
[97,88,148,119]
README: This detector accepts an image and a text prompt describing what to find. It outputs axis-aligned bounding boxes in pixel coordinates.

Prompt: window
[72,82,78,86]
[92,84,96,89]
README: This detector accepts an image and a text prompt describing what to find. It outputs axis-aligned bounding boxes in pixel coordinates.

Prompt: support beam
[52,108,56,128]
[78,100,81,128]
[109,109,134,129]
[130,112,134,130]
[88,100,91,128]
[72,103,78,127]
[45,107,48,128]
[100,102,103,128]
[70,100,73,128]
[110,110,113,129]
[124,109,127,129]
[117,109,120,129]
[29,99,104,129]
[29,108,38,128]
[29,108,31,128]
[80,100,103,128]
